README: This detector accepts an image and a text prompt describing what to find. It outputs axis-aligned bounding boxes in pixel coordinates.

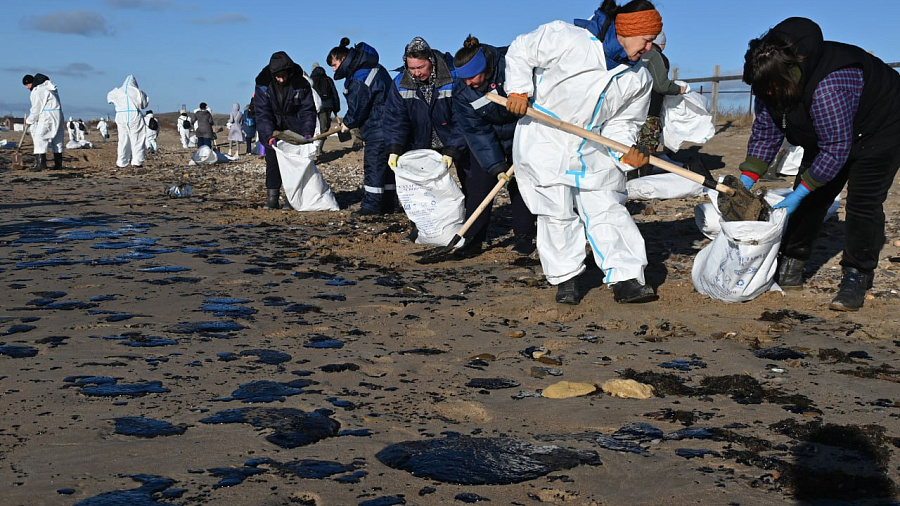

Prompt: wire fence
[673,62,900,124]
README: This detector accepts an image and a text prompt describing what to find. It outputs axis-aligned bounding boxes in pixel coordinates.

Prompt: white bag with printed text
[394,149,465,245]
[691,191,789,302]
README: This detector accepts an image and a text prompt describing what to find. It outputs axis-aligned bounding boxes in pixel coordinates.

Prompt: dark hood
[33,73,50,86]
[334,42,380,80]
[269,51,295,75]
[767,17,824,90]
[398,48,454,89]
[310,66,327,78]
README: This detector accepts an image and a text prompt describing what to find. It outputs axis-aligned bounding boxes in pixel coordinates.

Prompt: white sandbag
[190,145,218,165]
[272,142,339,211]
[695,187,841,240]
[626,172,706,200]
[692,200,789,302]
[770,141,804,176]
[394,149,465,246]
[661,82,716,151]
[65,140,93,149]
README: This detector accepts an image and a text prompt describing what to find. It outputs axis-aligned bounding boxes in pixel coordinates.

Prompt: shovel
[12,127,28,170]
[274,123,343,145]
[484,93,735,195]
[416,165,516,264]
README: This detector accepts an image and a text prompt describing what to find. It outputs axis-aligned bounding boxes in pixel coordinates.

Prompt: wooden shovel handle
[455,166,515,239]
[484,93,733,195]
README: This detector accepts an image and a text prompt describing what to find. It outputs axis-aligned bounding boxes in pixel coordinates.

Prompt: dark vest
[762,38,900,164]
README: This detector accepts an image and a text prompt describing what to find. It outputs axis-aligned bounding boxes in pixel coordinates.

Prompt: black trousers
[265,147,281,190]
[781,144,900,272]
[457,152,536,246]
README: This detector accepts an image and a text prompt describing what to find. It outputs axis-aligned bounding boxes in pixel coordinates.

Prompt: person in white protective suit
[176,110,192,149]
[144,110,159,153]
[76,119,87,142]
[66,116,77,143]
[504,0,664,305]
[107,75,149,168]
[23,74,65,171]
[97,118,109,142]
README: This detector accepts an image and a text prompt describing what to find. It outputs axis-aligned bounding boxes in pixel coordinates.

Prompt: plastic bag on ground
[394,149,465,246]
[692,196,789,302]
[190,146,218,165]
[272,142,339,211]
[661,82,716,151]
[626,172,706,200]
[66,140,93,149]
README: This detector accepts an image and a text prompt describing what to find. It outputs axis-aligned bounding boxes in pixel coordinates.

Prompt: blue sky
[3,0,898,119]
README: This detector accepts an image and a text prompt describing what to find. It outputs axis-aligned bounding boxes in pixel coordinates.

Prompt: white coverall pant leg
[146,132,158,152]
[515,179,587,286]
[116,127,147,167]
[179,129,190,149]
[576,188,647,285]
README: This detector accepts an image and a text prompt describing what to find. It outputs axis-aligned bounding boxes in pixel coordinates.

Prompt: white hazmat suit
[177,112,192,149]
[505,21,652,286]
[66,117,77,143]
[107,75,149,167]
[26,77,65,155]
[144,112,159,153]
[97,119,109,142]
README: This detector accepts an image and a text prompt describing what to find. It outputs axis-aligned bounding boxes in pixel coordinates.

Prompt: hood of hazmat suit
[107,75,149,131]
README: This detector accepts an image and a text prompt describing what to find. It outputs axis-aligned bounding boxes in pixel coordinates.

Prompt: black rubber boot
[265,189,281,209]
[555,277,581,305]
[32,154,47,172]
[775,256,805,290]
[512,234,536,256]
[53,153,63,170]
[829,267,874,312]
[612,278,658,303]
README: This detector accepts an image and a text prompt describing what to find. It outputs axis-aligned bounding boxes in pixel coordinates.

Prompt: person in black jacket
[253,51,317,209]
[310,63,340,157]
[328,38,393,216]
[452,35,537,255]
[739,17,900,311]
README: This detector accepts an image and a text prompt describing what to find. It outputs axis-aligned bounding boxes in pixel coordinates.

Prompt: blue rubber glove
[739,174,756,190]
[772,184,811,215]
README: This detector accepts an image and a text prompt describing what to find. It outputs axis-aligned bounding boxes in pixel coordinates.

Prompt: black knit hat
[22,74,34,85]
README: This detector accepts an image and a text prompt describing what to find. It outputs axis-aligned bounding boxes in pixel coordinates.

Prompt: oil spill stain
[114,417,187,437]
[73,474,183,505]
[216,379,312,403]
[200,407,340,448]
[376,436,600,485]
[64,376,170,397]
[304,335,343,349]
[240,349,291,365]
[0,344,39,358]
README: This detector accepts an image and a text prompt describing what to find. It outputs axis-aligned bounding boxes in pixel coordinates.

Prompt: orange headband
[615,9,663,37]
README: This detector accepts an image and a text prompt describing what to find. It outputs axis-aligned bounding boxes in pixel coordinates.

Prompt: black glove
[488,162,510,179]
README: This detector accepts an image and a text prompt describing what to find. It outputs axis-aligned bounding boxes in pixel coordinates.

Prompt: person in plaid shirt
[739,17,900,312]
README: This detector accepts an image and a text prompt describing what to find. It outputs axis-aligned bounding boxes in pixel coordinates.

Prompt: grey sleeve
[642,50,681,96]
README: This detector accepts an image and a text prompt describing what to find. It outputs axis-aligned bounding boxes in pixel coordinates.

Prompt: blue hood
[335,42,380,80]
[574,9,636,70]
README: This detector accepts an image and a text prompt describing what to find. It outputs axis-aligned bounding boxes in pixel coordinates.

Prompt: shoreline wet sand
[1,126,898,505]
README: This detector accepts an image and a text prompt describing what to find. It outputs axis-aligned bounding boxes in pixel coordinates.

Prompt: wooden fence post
[711,65,720,124]
[673,67,679,81]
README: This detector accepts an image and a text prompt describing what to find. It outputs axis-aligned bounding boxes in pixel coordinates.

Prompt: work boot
[265,189,281,209]
[32,154,47,172]
[612,278,658,303]
[53,153,63,170]
[512,234,536,256]
[829,267,874,312]
[775,256,805,289]
[452,240,483,259]
[555,277,581,305]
